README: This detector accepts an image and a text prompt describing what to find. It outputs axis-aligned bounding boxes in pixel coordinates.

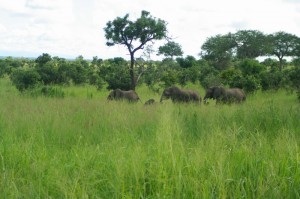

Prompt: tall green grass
[0,78,299,198]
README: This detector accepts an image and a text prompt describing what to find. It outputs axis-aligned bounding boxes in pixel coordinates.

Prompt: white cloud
[25,0,58,10]
[0,0,27,13]
[0,0,300,59]
[282,0,300,3]
[0,23,7,33]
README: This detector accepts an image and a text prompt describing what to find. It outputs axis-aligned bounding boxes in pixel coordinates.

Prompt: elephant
[107,89,140,102]
[144,98,156,105]
[203,86,246,104]
[160,86,202,103]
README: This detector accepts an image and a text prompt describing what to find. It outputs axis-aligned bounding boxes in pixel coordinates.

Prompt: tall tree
[157,41,183,59]
[200,33,236,70]
[176,55,197,68]
[35,53,52,67]
[234,30,268,59]
[104,10,168,90]
[267,31,300,70]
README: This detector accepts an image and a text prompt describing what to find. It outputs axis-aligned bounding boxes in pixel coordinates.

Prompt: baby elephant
[144,99,156,105]
[107,89,140,102]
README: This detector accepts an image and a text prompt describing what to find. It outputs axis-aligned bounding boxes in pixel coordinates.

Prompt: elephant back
[123,90,140,102]
[227,88,246,102]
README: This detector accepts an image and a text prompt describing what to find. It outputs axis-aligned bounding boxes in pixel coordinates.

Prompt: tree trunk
[275,53,284,71]
[279,57,283,71]
[130,53,136,90]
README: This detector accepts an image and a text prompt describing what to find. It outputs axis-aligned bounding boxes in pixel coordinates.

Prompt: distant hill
[0,56,37,60]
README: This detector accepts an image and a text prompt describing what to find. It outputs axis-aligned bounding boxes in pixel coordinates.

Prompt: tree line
[200,30,300,71]
[0,10,299,100]
[103,10,300,92]
[0,52,299,99]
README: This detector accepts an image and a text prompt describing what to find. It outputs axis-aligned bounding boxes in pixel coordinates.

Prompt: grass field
[0,78,299,198]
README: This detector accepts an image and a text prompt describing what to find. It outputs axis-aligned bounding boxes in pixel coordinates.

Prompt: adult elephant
[204,86,246,104]
[107,89,140,102]
[160,86,201,103]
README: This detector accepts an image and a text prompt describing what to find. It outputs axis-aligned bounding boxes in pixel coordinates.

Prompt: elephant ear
[168,86,180,95]
[115,89,122,98]
[213,87,222,98]
[164,88,171,95]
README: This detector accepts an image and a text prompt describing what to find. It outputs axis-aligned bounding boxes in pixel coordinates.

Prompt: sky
[0,0,300,60]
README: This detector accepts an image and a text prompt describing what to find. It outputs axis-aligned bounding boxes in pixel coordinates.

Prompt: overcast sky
[0,0,299,60]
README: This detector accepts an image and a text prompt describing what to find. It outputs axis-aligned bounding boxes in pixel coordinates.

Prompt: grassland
[0,78,299,198]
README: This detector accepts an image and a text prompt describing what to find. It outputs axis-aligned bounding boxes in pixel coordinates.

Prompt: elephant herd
[107,86,246,105]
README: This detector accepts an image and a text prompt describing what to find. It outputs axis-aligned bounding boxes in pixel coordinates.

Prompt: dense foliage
[2,53,299,100]
[1,28,300,101]
[200,30,300,71]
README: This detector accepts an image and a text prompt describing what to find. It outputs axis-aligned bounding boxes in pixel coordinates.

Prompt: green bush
[143,64,161,90]
[160,69,178,88]
[220,68,243,86]
[288,66,300,101]
[177,66,200,86]
[261,58,279,70]
[35,53,52,66]
[292,57,300,67]
[1,56,25,75]
[102,58,131,90]
[229,75,261,93]
[36,61,59,85]
[199,64,220,89]
[177,71,187,86]
[288,66,300,89]
[237,59,265,77]
[68,61,88,85]
[10,68,41,92]
[260,70,284,91]
[220,61,262,93]
[200,73,223,89]
[241,75,261,93]
[0,60,7,77]
[57,61,72,85]
[89,73,105,90]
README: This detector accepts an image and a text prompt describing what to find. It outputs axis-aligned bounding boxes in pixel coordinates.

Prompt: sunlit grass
[0,78,299,198]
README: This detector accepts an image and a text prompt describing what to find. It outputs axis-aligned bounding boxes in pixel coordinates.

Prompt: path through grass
[0,79,299,198]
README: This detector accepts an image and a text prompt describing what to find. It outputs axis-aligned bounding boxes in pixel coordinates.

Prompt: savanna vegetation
[0,78,299,198]
[0,10,300,198]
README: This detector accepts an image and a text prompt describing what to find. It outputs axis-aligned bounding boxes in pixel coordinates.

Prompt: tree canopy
[104,10,168,90]
[200,33,236,70]
[200,30,300,71]
[234,30,267,59]
[267,31,300,70]
[157,41,183,59]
